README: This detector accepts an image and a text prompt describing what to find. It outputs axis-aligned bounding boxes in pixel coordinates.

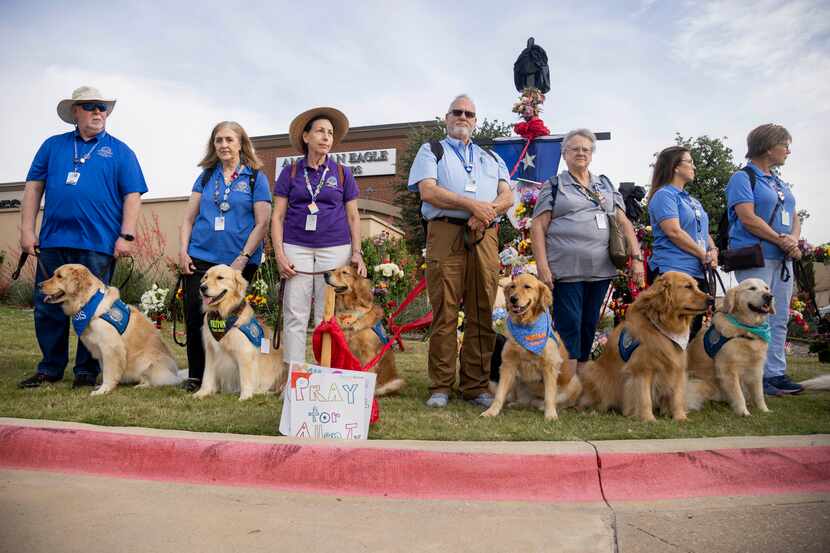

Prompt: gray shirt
[532,170,624,282]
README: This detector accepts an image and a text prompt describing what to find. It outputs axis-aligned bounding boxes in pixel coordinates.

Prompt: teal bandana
[506,310,558,356]
[724,314,771,343]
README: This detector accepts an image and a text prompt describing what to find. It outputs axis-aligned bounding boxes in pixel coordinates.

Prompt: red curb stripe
[0,425,601,503]
[600,447,830,500]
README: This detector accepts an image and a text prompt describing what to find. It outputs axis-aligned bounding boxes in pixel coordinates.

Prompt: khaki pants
[425,220,499,399]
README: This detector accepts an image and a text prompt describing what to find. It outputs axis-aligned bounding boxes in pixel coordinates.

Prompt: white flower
[140,284,169,316]
[373,262,403,279]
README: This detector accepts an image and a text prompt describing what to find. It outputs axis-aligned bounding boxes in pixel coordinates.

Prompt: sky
[1,0,828,242]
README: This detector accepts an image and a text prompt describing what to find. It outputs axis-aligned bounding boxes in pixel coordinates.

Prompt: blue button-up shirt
[726,162,796,260]
[407,136,509,220]
[26,129,148,255]
[649,184,710,278]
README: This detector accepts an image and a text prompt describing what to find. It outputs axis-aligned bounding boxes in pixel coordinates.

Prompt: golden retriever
[482,273,580,420]
[579,271,712,421]
[686,278,773,416]
[39,263,181,395]
[324,265,404,396]
[195,265,286,401]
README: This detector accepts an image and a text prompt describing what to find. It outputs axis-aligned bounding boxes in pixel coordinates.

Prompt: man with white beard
[408,94,513,409]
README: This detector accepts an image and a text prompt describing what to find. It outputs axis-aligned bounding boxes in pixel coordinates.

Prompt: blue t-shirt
[648,185,709,278]
[407,136,509,221]
[726,162,796,260]
[26,130,148,255]
[188,164,272,265]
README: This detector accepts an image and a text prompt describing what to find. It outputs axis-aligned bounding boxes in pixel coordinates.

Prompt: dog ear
[355,272,375,307]
[234,269,249,293]
[638,275,669,313]
[539,280,553,310]
[722,287,737,314]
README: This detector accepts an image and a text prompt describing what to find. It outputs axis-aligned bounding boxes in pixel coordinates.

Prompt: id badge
[308,201,319,214]
[305,214,317,231]
[698,239,707,252]
[781,211,790,226]
[465,180,477,193]
[595,213,608,229]
[214,216,225,231]
[66,171,80,185]
[260,337,270,354]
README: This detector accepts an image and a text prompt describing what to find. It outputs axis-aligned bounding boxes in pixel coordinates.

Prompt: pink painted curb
[0,425,601,503]
[1,424,829,502]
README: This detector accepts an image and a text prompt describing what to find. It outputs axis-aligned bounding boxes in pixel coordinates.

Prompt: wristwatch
[631,254,644,261]
[119,233,135,242]
[239,251,251,259]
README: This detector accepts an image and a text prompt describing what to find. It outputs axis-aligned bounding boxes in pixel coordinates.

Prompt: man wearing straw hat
[17,86,148,389]
[408,94,513,408]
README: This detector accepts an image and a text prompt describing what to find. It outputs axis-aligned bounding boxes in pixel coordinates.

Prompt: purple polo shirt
[274,156,359,248]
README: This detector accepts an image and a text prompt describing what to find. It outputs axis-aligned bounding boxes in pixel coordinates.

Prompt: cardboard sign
[279,363,376,440]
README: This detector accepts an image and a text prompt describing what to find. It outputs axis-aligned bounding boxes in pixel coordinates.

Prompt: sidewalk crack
[626,522,697,553]
[584,439,620,553]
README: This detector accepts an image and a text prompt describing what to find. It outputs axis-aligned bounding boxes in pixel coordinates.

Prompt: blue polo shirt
[407,136,509,220]
[648,185,709,278]
[188,164,272,265]
[726,162,796,260]
[26,129,148,255]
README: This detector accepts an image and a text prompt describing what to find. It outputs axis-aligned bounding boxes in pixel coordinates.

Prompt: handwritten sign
[279,363,376,440]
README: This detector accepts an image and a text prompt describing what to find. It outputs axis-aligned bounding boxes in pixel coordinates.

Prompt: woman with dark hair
[179,121,272,392]
[271,107,366,366]
[647,146,717,338]
[726,123,802,396]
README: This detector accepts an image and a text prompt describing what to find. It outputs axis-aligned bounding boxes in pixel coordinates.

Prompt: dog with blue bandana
[686,278,773,416]
[39,264,181,395]
[482,273,579,420]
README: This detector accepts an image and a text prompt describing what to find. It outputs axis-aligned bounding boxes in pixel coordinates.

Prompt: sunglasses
[76,102,108,113]
[449,109,476,118]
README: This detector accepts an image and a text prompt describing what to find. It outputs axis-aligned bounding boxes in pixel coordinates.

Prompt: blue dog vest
[618,328,641,362]
[72,290,131,336]
[371,320,390,346]
[703,325,731,358]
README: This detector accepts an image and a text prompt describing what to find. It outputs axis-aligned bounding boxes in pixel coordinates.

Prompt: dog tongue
[202,295,213,308]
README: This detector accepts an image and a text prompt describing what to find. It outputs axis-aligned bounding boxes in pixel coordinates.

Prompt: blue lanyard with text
[73,137,100,169]
[447,141,473,174]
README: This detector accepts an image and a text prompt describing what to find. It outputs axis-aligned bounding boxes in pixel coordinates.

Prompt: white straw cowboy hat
[288,107,349,154]
[57,86,117,125]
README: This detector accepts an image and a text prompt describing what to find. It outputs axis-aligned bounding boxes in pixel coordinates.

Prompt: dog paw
[544,411,559,421]
[735,409,751,417]
[134,382,151,389]
[90,387,111,396]
[480,408,499,418]
[193,390,211,400]
[238,393,253,401]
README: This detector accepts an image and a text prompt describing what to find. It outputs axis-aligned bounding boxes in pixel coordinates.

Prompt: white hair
[448,94,475,112]
[561,128,597,157]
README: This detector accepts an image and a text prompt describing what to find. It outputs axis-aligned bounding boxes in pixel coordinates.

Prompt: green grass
[1,304,828,441]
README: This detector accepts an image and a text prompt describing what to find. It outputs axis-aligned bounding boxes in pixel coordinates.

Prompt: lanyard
[769,177,786,203]
[213,164,240,212]
[73,137,100,169]
[447,141,473,174]
[570,174,605,209]
[304,161,330,203]
[682,194,704,240]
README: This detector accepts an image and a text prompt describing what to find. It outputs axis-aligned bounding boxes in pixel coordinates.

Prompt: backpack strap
[200,168,212,190]
[338,163,345,186]
[429,140,444,162]
[289,161,297,179]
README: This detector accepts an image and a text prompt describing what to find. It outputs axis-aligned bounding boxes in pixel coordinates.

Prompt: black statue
[513,37,550,93]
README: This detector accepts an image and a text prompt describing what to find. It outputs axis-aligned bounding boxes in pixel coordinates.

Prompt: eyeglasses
[76,102,108,113]
[449,109,476,118]
[679,158,696,167]
[566,146,593,154]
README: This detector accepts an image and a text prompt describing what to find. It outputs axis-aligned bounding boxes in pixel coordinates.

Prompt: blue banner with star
[491,136,562,184]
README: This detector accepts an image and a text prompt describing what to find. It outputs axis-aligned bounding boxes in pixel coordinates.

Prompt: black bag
[717,166,782,272]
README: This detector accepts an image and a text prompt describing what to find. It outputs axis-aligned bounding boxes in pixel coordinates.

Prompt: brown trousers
[425,220,499,398]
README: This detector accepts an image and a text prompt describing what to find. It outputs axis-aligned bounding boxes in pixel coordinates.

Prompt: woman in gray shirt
[531,128,644,378]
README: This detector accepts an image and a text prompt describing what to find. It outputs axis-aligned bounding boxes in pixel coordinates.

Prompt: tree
[673,133,739,234]
[394,117,514,253]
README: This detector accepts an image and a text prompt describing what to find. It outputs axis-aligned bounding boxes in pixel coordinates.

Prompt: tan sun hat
[288,107,349,154]
[56,86,116,125]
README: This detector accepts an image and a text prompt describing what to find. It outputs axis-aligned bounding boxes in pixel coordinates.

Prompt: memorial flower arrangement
[360,233,419,318]
[245,279,270,314]
[798,239,830,263]
[140,283,169,328]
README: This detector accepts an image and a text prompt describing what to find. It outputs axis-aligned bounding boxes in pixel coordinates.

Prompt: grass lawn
[1,305,828,441]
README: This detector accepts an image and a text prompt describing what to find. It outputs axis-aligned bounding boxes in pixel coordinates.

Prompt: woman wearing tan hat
[271,107,366,366]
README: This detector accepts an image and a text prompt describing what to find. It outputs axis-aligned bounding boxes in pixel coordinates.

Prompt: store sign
[276,148,397,177]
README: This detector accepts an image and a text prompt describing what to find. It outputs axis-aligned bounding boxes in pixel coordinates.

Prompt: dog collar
[71,289,106,336]
[647,315,689,351]
[723,314,771,343]
[506,310,558,356]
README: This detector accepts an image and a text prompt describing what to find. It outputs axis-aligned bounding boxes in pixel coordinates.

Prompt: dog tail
[375,377,405,397]
[556,375,583,408]
[685,378,717,411]
[800,374,830,391]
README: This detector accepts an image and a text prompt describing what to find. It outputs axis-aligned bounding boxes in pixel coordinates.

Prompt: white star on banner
[522,153,536,171]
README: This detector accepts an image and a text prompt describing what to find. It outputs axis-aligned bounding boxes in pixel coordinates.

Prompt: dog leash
[12,248,50,281]
[702,264,727,297]
[272,267,339,351]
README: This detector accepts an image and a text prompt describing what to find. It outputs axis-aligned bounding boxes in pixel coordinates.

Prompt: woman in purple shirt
[270,107,367,365]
